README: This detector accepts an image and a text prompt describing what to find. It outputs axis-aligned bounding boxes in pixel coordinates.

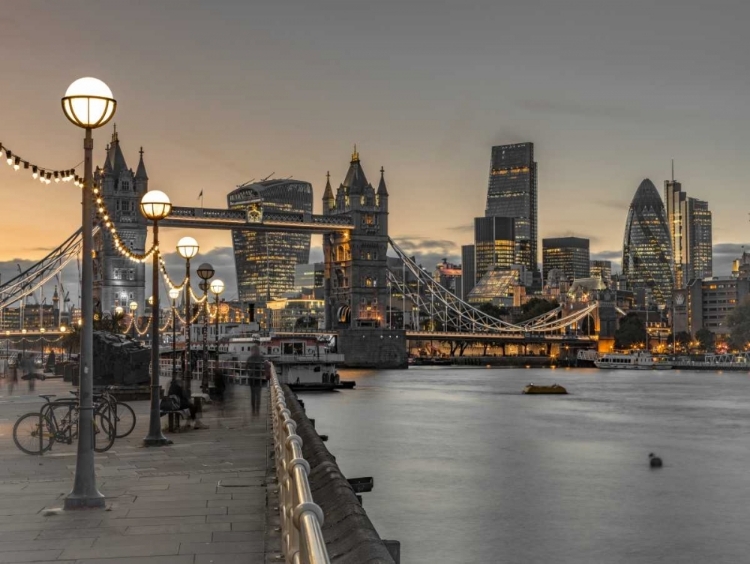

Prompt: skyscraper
[229,179,313,303]
[93,130,148,315]
[623,179,674,307]
[474,216,516,283]
[664,178,712,286]
[687,198,712,280]
[542,237,590,283]
[485,142,538,271]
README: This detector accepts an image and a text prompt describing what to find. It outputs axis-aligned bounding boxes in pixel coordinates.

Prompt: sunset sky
[1,0,749,300]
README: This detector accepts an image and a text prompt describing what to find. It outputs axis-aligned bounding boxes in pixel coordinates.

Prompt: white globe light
[210,279,225,295]
[177,236,199,259]
[140,190,172,221]
[61,77,116,128]
[168,288,180,300]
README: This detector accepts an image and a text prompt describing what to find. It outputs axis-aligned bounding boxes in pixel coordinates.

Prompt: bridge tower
[92,130,148,317]
[323,148,407,368]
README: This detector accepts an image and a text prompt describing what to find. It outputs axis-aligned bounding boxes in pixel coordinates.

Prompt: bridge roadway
[161,206,355,233]
[405,330,597,344]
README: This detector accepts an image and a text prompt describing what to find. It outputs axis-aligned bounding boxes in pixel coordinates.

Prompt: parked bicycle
[12,394,116,455]
[70,387,136,439]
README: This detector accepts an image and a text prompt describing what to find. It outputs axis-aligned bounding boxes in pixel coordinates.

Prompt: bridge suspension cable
[387,237,598,335]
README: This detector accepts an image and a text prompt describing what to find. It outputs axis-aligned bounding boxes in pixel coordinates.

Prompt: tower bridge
[0,146,616,368]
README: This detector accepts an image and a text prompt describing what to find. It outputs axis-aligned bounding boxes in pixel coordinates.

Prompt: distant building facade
[228,179,313,304]
[93,131,148,315]
[664,179,712,287]
[542,237,590,283]
[294,263,324,290]
[433,259,462,297]
[461,245,476,300]
[590,260,612,285]
[674,277,750,336]
[622,179,674,307]
[485,142,538,272]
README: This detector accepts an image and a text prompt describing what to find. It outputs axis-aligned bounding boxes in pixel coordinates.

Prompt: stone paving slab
[0,380,272,562]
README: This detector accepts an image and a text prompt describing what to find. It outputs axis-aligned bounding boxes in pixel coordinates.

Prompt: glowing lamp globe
[210,279,225,296]
[140,190,172,221]
[61,77,116,129]
[114,306,124,315]
[168,288,180,301]
[129,301,138,312]
[197,263,215,281]
[176,236,199,260]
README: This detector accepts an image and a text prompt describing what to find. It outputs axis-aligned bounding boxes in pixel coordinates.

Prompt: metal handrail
[269,361,330,564]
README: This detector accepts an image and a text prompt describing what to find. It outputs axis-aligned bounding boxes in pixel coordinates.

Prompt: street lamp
[196,263,214,391]
[210,279,225,383]
[61,76,116,510]
[140,190,172,447]
[176,236,199,392]
[129,301,138,340]
[169,288,180,381]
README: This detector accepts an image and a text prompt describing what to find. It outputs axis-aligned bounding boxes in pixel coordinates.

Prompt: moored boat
[594,351,673,370]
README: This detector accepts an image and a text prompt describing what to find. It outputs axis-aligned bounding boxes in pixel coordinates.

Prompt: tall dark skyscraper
[228,179,313,303]
[460,217,515,299]
[665,177,713,286]
[542,237,590,283]
[623,179,674,307]
[485,142,538,272]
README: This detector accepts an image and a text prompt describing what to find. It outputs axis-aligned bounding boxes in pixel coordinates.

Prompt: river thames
[301,366,750,564]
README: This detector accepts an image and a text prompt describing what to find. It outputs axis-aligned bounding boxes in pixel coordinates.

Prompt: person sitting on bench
[167,380,208,430]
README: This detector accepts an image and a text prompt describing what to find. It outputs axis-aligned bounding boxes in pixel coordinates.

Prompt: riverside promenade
[0,377,274,563]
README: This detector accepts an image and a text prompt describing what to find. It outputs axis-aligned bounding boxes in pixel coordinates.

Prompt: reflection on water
[300,367,750,564]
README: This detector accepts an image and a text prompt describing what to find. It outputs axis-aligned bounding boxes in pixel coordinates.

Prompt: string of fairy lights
[0,137,228,338]
[0,141,82,186]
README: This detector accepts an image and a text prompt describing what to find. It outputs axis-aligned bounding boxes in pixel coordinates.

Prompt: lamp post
[210,279,225,382]
[176,236,199,393]
[169,288,179,381]
[196,263,214,391]
[61,76,116,510]
[129,301,138,340]
[140,190,172,447]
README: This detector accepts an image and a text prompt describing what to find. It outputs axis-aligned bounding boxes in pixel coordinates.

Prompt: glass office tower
[542,237,590,283]
[485,142,538,272]
[623,179,674,307]
[228,179,313,303]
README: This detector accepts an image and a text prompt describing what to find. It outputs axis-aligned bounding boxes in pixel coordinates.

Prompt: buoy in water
[649,453,663,468]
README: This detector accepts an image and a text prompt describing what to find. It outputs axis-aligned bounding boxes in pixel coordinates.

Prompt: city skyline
[1,1,750,300]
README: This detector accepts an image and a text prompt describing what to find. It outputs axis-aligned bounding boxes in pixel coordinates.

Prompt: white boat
[219,333,352,390]
[594,351,673,370]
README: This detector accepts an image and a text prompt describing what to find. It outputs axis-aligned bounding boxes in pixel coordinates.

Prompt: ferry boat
[594,351,673,370]
[219,333,354,391]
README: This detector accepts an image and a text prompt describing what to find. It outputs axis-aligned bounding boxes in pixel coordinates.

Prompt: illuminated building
[433,259,462,297]
[664,178,713,287]
[228,179,313,303]
[323,148,390,330]
[485,142,538,272]
[674,277,750,337]
[542,237,590,283]
[93,130,148,315]
[294,263,324,290]
[590,260,612,286]
[622,179,674,307]
[467,267,527,307]
[461,217,515,298]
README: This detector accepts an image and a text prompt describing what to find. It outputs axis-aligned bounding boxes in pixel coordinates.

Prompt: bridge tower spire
[323,149,407,368]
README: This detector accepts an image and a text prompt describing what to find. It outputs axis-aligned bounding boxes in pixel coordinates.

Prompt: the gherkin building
[622,179,674,306]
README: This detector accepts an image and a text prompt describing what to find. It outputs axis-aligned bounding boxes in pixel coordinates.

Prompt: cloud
[388,236,461,271]
[591,250,621,261]
[446,223,473,233]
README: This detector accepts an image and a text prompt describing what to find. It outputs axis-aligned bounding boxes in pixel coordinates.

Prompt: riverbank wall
[282,384,398,563]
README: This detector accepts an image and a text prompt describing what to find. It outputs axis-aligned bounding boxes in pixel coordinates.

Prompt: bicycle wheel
[113,401,136,438]
[93,412,116,453]
[13,412,54,455]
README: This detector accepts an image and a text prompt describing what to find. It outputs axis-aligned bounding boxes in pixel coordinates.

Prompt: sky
[1,0,750,302]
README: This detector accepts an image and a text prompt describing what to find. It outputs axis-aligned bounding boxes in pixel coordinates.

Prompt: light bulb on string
[5,151,11,165]
[13,157,20,171]
[32,167,38,179]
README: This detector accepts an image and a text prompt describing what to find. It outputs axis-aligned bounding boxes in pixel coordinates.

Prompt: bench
[160,408,192,432]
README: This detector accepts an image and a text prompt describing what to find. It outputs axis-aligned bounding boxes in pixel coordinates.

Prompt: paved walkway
[0,377,273,563]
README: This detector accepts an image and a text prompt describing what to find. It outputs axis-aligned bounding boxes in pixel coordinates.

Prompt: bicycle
[70,387,136,439]
[12,394,115,455]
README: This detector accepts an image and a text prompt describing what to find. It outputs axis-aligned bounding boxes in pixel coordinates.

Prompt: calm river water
[300,366,750,564]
